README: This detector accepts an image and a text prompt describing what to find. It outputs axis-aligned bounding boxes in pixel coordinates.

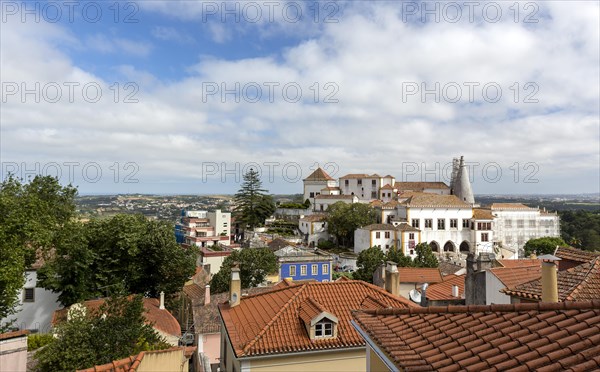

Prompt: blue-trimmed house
[274,246,333,282]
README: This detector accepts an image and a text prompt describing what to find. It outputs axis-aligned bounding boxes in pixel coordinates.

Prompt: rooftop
[394,181,450,190]
[472,208,494,220]
[352,301,600,371]
[400,193,470,208]
[503,257,600,301]
[299,214,328,222]
[497,258,540,268]
[219,280,418,358]
[398,267,443,284]
[339,173,378,179]
[314,194,356,200]
[303,167,334,181]
[425,274,465,301]
[77,346,196,372]
[489,265,542,289]
[490,203,535,210]
[555,246,600,264]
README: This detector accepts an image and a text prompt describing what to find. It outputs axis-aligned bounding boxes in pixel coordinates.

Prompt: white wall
[485,271,512,305]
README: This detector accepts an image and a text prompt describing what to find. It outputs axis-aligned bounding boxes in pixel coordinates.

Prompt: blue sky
[1,1,599,195]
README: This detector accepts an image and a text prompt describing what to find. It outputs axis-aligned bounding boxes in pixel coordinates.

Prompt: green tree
[0,175,77,329]
[386,247,413,267]
[326,202,378,247]
[354,246,385,283]
[523,236,568,256]
[38,214,197,306]
[558,210,600,251]
[210,248,278,293]
[234,169,275,229]
[413,243,439,268]
[35,294,168,371]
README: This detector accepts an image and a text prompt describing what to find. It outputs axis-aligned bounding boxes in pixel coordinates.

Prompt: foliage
[0,175,77,329]
[354,246,385,283]
[326,202,378,247]
[317,240,335,250]
[413,243,439,268]
[27,333,54,351]
[34,294,168,372]
[332,271,354,280]
[523,236,568,256]
[38,214,197,306]
[559,210,600,251]
[386,247,413,267]
[278,202,308,209]
[210,248,279,293]
[234,169,276,229]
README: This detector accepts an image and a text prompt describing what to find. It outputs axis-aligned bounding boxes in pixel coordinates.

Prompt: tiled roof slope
[490,203,534,210]
[218,280,418,358]
[489,266,542,289]
[395,182,449,190]
[352,301,600,372]
[304,167,334,181]
[401,193,470,208]
[555,246,600,264]
[503,258,600,301]
[398,267,443,284]
[77,346,196,372]
[425,274,465,301]
[472,208,494,220]
[497,259,540,268]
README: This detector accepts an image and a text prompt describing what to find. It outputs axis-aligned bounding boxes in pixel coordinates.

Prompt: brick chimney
[540,255,560,302]
[384,261,399,296]
[204,285,210,306]
[230,266,241,307]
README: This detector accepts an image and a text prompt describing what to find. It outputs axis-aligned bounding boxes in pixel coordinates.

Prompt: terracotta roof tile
[0,330,29,340]
[472,208,494,220]
[555,246,600,264]
[76,346,196,372]
[503,258,600,301]
[398,267,443,284]
[400,193,470,208]
[219,280,418,357]
[303,168,334,181]
[395,182,450,190]
[489,265,542,289]
[339,174,375,179]
[352,301,600,372]
[497,259,540,268]
[425,274,465,301]
[490,203,535,210]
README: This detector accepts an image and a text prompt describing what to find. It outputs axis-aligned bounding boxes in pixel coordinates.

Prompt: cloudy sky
[1,1,598,195]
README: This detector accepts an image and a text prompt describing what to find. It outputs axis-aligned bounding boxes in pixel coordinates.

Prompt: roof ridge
[565,257,600,301]
[346,279,419,308]
[241,284,307,355]
[354,300,600,316]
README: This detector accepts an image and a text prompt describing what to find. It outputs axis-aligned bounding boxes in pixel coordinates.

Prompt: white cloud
[1,1,599,194]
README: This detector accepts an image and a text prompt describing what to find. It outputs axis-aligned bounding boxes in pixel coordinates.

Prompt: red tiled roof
[314,194,356,200]
[490,203,534,210]
[472,208,494,220]
[219,280,418,358]
[380,184,394,190]
[52,298,181,337]
[0,329,29,340]
[555,246,600,263]
[401,193,470,208]
[352,301,600,371]
[398,267,443,284]
[339,174,374,179]
[395,181,449,190]
[425,274,465,301]
[77,346,196,372]
[503,258,600,301]
[497,259,540,268]
[489,265,542,289]
[303,168,334,181]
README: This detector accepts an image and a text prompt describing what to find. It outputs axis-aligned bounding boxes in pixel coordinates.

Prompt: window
[312,265,318,275]
[315,320,333,338]
[412,219,420,228]
[481,233,489,242]
[372,180,377,186]
[375,232,380,238]
[462,219,470,228]
[384,231,390,239]
[517,220,524,228]
[450,219,458,228]
[529,220,536,228]
[437,219,445,230]
[323,264,329,274]
[344,179,349,186]
[371,191,377,199]
[409,233,415,239]
[410,249,414,255]
[357,179,362,185]
[289,265,296,276]
[506,236,512,244]
[425,219,433,228]
[301,265,307,276]
[310,192,315,198]
[385,245,389,249]
[24,288,34,302]
[506,220,513,228]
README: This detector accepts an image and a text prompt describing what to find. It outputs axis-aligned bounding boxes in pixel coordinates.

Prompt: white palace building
[302,157,560,261]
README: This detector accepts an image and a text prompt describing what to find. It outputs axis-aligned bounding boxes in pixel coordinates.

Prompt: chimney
[476,252,493,272]
[204,285,210,306]
[159,291,165,310]
[540,255,560,302]
[420,283,429,307]
[452,285,459,298]
[230,265,241,307]
[384,261,399,296]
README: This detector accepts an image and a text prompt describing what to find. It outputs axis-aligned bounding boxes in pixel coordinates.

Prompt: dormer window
[315,319,333,338]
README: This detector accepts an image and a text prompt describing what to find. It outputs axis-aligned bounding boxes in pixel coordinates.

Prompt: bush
[332,271,354,280]
[28,333,54,351]
[317,240,335,250]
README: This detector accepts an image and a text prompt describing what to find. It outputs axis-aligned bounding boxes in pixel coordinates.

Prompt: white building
[179,209,231,247]
[303,168,338,203]
[354,222,421,258]
[490,203,560,258]
[313,194,359,212]
[298,214,329,246]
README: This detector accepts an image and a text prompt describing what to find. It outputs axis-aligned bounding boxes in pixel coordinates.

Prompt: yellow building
[218,267,418,372]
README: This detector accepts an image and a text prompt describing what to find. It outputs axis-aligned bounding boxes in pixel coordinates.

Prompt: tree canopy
[386,247,413,267]
[0,175,77,329]
[413,243,439,268]
[523,236,568,256]
[210,248,278,293]
[234,169,275,229]
[559,210,600,251]
[354,246,385,283]
[34,294,168,372]
[38,214,197,306]
[326,202,378,247]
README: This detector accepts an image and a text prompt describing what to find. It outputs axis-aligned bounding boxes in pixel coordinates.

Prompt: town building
[218,266,417,372]
[373,264,443,300]
[78,346,196,372]
[0,330,29,372]
[352,301,600,371]
[176,209,231,247]
[197,245,235,275]
[354,222,421,257]
[303,168,338,204]
[298,214,329,246]
[423,273,465,306]
[274,245,333,282]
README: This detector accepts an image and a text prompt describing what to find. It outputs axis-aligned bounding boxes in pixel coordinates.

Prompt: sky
[1,0,599,195]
